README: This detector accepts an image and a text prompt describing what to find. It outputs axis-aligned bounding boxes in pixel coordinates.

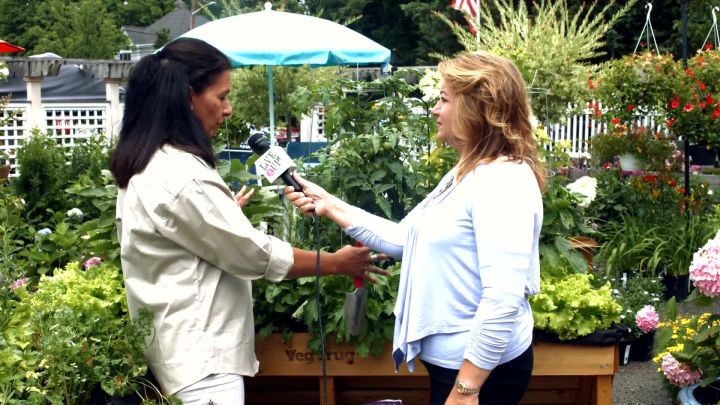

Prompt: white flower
[418,68,441,102]
[37,228,52,237]
[66,208,83,220]
[709,189,714,195]
[566,176,597,207]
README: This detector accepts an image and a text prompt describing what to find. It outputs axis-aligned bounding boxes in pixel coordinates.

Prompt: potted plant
[655,229,720,404]
[664,47,720,151]
[590,51,679,171]
[530,266,622,341]
[603,274,664,363]
[590,124,676,171]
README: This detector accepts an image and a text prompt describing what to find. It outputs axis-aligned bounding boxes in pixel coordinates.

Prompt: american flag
[451,0,480,36]
[451,0,479,18]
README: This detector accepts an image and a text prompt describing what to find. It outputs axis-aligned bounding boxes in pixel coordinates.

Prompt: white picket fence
[546,103,667,159]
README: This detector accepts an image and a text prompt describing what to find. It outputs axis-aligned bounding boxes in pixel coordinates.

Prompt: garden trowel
[344,275,367,336]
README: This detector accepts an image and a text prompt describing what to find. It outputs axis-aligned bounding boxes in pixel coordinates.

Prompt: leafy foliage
[441,0,636,123]
[0,0,173,58]
[540,176,595,274]
[531,272,622,340]
[599,273,665,338]
[2,262,153,403]
[34,0,129,59]
[227,65,338,145]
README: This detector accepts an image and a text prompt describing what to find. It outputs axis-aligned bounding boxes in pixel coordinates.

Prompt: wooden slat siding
[251,334,617,405]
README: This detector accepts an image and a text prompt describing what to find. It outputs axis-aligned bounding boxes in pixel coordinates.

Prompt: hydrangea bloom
[635,305,660,333]
[566,176,597,207]
[11,277,29,291]
[661,354,702,387]
[37,228,52,236]
[35,228,52,241]
[66,208,84,220]
[83,257,102,270]
[688,230,720,297]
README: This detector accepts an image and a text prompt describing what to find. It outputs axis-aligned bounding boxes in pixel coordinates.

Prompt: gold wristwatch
[454,378,480,396]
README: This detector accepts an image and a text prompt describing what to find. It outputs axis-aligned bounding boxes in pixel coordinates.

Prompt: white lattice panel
[44,104,109,148]
[0,103,28,170]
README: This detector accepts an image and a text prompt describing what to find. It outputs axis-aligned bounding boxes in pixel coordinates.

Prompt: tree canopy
[0,0,715,64]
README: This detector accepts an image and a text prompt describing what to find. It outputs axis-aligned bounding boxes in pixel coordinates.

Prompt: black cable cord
[314,213,328,405]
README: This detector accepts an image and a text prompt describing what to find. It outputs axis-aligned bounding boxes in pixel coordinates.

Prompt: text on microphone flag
[254,146,297,184]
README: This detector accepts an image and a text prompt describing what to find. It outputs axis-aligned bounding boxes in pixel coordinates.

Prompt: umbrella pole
[268,65,275,140]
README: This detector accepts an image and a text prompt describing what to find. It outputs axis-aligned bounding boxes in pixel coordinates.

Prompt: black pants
[421,345,533,405]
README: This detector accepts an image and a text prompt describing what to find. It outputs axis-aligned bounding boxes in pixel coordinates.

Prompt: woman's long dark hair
[111,38,231,188]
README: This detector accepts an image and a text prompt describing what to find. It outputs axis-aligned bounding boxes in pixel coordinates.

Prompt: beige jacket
[115,146,294,395]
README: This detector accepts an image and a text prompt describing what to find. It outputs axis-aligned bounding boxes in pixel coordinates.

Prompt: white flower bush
[566,176,597,207]
[418,68,441,102]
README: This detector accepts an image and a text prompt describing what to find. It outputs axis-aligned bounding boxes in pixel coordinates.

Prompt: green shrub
[68,133,111,181]
[13,130,69,224]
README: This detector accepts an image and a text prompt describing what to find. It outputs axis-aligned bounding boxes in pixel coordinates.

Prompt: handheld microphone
[247,133,303,192]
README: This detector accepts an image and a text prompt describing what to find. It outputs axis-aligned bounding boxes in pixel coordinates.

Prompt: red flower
[704,43,714,50]
[628,104,635,112]
[667,118,676,127]
[588,79,596,89]
[712,109,720,119]
[684,103,694,112]
[603,162,612,169]
[700,83,707,91]
[680,187,686,194]
[670,179,677,187]
[707,95,715,105]
[686,68,696,78]
[611,117,621,125]
[701,102,707,109]
[670,99,680,109]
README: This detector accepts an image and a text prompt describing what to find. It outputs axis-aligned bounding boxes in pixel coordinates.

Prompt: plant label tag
[623,344,631,364]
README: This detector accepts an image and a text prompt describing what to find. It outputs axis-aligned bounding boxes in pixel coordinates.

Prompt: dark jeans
[421,345,533,405]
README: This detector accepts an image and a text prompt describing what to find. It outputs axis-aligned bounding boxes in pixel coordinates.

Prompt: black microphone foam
[247,133,302,192]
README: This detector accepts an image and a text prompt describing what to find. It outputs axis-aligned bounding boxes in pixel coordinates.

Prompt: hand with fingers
[284,173,334,217]
[234,185,255,208]
[284,173,356,228]
[332,244,391,282]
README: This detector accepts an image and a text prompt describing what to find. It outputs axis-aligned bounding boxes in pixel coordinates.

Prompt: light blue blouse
[345,160,542,372]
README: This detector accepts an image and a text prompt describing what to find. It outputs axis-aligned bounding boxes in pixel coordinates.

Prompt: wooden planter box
[247,333,618,405]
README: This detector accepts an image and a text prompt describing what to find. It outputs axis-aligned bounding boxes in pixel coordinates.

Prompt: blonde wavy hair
[438,51,547,191]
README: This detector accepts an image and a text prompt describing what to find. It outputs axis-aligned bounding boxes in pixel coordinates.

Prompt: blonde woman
[286,51,546,405]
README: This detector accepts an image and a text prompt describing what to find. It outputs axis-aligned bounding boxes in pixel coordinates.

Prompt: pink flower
[689,234,720,297]
[635,305,660,333]
[83,256,103,270]
[661,354,702,387]
[11,277,29,291]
